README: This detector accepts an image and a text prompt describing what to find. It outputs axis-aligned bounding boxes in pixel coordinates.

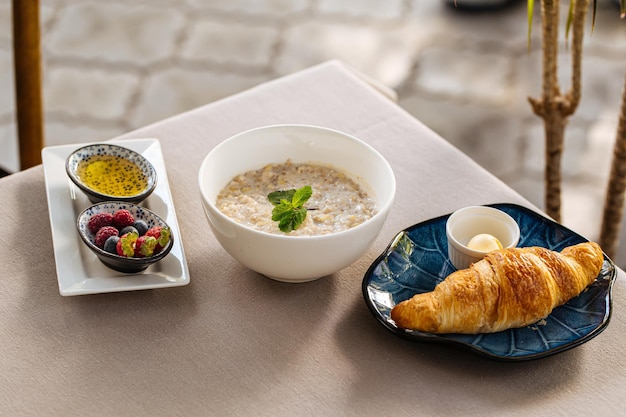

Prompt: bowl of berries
[77,201,173,273]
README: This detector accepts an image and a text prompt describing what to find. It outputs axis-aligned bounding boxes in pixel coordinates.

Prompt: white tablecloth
[0,61,623,417]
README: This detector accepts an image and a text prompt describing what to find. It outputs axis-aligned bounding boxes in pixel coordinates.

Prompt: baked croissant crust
[390,242,604,334]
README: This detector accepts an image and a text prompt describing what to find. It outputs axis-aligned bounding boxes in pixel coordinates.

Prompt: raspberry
[113,209,135,228]
[87,212,113,234]
[94,226,119,248]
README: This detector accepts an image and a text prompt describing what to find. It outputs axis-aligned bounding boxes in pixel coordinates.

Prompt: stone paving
[1,0,625,261]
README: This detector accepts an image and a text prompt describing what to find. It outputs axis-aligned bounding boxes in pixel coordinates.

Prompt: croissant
[390,242,604,334]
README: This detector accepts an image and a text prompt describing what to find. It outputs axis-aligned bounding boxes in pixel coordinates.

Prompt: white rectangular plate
[42,138,190,296]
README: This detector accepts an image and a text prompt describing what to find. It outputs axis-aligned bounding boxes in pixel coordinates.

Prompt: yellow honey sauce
[77,155,148,197]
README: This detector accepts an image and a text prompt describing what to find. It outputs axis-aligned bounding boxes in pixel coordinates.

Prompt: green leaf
[592,0,597,33]
[565,0,574,43]
[527,0,534,51]
[292,207,307,227]
[271,201,293,221]
[277,215,293,232]
[278,207,307,233]
[268,189,296,206]
[267,185,313,233]
[291,185,312,208]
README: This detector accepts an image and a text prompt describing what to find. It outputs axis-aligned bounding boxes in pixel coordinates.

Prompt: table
[0,61,623,417]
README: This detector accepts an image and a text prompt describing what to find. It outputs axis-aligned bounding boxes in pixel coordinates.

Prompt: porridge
[216,160,377,236]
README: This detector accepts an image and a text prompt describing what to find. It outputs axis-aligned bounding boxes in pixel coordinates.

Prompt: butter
[467,233,503,252]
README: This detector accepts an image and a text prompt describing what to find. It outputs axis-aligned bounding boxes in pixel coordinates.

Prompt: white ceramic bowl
[198,124,396,283]
[446,205,520,270]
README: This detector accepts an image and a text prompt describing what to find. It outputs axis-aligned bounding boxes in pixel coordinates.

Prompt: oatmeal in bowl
[198,124,396,283]
[216,160,377,236]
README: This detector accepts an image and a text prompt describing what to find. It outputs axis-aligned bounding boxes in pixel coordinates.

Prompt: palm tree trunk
[600,73,626,259]
[528,0,590,222]
[540,110,566,222]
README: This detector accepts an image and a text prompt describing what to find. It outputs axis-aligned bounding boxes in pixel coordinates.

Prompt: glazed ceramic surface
[362,203,616,361]
[66,143,157,203]
[43,139,189,296]
[446,205,520,270]
[77,202,173,273]
[198,124,396,282]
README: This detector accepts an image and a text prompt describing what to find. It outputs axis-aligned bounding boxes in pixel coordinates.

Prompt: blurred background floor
[1,0,625,262]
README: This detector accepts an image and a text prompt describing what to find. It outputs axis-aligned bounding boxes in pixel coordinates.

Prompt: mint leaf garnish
[268,189,295,206]
[292,185,312,207]
[268,185,312,233]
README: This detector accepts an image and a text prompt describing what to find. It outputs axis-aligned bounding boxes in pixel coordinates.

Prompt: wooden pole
[12,0,44,170]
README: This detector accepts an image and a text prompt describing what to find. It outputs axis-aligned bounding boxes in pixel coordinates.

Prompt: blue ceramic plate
[362,203,616,361]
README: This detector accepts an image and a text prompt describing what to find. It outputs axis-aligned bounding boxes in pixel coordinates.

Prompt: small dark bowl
[77,202,173,273]
[66,143,157,204]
